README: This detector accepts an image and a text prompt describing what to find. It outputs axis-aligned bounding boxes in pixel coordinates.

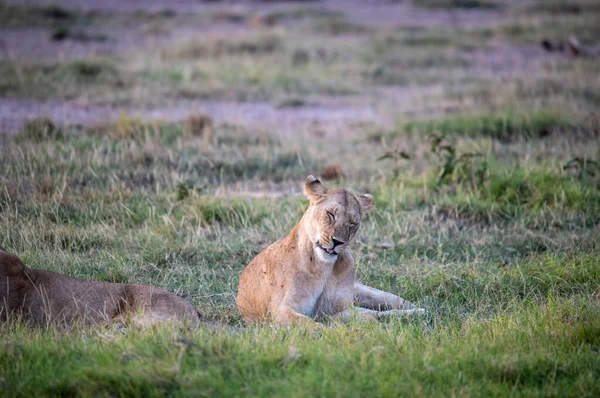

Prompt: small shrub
[430,135,488,188]
[377,149,411,178]
[183,114,214,142]
[320,162,346,180]
[19,117,63,141]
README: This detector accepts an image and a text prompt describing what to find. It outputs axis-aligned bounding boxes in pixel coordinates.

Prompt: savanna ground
[1,0,600,396]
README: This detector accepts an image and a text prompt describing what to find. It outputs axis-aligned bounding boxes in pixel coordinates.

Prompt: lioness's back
[237,248,273,321]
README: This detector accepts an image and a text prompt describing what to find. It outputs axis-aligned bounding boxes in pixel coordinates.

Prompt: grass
[412,0,501,10]
[160,34,283,59]
[1,0,600,396]
[398,111,576,140]
[522,0,600,15]
[0,60,126,101]
[1,117,599,395]
[264,7,343,23]
[376,166,599,228]
[1,295,599,396]
[496,12,600,45]
[0,1,94,29]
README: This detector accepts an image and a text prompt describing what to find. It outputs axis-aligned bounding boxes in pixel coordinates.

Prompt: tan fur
[237,176,423,327]
[0,248,201,328]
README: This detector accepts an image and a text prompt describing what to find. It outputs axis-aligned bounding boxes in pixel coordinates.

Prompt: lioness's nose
[332,238,345,247]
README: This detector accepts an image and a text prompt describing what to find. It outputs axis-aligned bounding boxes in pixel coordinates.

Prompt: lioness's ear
[357,194,374,212]
[304,175,328,201]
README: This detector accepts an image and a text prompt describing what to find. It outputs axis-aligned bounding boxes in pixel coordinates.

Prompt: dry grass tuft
[18,117,63,141]
[183,114,215,142]
[321,162,346,180]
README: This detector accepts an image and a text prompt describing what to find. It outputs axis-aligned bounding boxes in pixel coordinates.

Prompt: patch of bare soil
[6,0,508,28]
[0,96,389,137]
[461,44,549,77]
[0,98,117,135]
[326,0,507,28]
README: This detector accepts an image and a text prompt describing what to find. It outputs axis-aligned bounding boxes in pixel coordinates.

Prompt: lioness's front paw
[404,308,426,315]
[396,298,418,310]
[379,308,426,318]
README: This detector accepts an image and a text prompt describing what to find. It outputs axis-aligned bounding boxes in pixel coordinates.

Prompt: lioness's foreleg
[353,283,418,311]
[274,305,320,327]
[333,307,425,322]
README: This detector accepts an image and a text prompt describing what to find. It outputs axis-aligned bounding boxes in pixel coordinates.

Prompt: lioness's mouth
[316,241,337,256]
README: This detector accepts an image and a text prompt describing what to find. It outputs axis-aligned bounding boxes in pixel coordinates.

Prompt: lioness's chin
[315,245,339,262]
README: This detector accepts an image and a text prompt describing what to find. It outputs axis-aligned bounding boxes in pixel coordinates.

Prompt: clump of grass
[476,168,597,213]
[0,59,124,100]
[160,34,282,59]
[40,226,111,254]
[312,15,370,35]
[564,157,600,183]
[429,135,488,187]
[62,60,116,80]
[0,1,99,29]
[264,7,343,23]
[38,4,75,20]
[183,114,215,142]
[524,0,600,15]
[276,97,307,108]
[413,0,501,9]
[436,167,600,224]
[402,252,600,309]
[376,163,599,225]
[194,197,271,226]
[18,117,63,141]
[400,111,574,140]
[320,162,346,180]
[210,9,248,23]
[376,27,493,51]
[210,150,315,183]
[495,14,600,44]
[91,114,167,140]
[50,27,108,42]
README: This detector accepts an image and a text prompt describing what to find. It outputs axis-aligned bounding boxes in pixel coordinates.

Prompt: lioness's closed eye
[236,175,424,327]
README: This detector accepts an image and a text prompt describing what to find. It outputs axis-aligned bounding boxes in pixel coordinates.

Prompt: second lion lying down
[0,248,201,328]
[237,175,424,327]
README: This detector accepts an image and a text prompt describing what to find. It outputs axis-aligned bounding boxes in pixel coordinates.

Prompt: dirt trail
[6,0,508,27]
[0,96,391,136]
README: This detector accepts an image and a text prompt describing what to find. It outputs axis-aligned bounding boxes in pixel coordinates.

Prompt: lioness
[0,248,201,327]
[237,175,423,326]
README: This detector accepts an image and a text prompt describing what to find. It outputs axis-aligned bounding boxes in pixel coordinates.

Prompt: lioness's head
[302,175,374,262]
